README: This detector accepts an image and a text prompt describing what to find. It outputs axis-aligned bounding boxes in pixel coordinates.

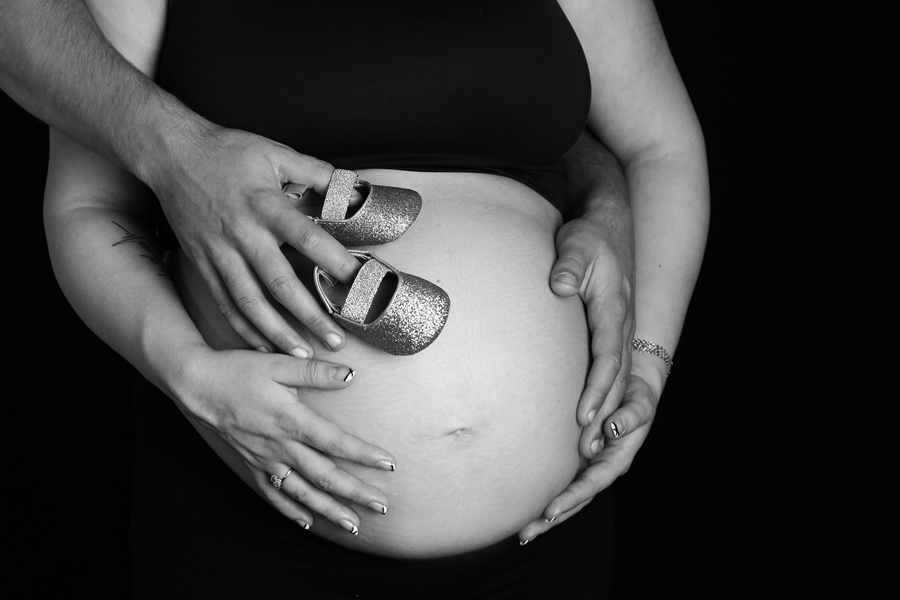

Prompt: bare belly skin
[173,170,590,558]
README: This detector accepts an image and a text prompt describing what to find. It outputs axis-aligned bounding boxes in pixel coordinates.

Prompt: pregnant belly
[175,170,590,558]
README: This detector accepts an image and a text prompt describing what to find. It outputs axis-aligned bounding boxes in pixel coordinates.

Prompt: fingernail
[325,333,343,350]
[520,537,534,546]
[297,520,310,530]
[545,515,557,524]
[590,439,601,456]
[330,367,355,382]
[290,347,310,359]
[256,346,270,353]
[376,460,396,472]
[339,519,359,535]
[368,502,388,515]
[555,272,577,286]
[587,410,597,423]
[610,422,620,438]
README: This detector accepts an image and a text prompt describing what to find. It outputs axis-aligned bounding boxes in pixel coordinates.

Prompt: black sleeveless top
[157,0,591,209]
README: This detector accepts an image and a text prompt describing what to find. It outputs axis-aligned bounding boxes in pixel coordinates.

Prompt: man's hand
[552,129,635,458]
[551,213,635,459]
[151,125,361,357]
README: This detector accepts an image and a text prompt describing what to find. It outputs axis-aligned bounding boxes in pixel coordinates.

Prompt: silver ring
[270,468,293,491]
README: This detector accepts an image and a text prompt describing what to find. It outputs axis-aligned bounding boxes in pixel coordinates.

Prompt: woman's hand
[150,125,362,358]
[550,209,635,459]
[517,353,663,544]
[173,345,396,533]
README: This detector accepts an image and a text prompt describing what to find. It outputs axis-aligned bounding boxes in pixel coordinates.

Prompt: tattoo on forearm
[111,221,168,278]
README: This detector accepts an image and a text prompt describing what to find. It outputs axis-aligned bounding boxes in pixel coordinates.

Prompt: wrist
[630,350,667,400]
[124,89,215,193]
[137,303,210,406]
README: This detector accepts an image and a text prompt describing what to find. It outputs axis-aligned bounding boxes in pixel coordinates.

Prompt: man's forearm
[564,129,633,256]
[564,129,631,229]
[0,0,205,185]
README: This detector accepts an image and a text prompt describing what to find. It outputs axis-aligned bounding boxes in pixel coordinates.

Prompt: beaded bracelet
[632,338,673,377]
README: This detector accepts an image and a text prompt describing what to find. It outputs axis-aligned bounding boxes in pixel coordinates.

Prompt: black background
[4,3,891,598]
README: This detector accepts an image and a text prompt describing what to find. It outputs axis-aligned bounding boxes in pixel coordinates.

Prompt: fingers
[576,310,631,458]
[518,497,593,544]
[272,148,335,197]
[253,469,315,529]
[577,279,631,425]
[266,434,392,535]
[290,444,390,521]
[284,403,397,472]
[268,354,359,389]
[208,246,318,357]
[602,376,656,444]
[244,230,351,351]
[197,260,276,353]
[263,196,361,285]
[549,221,589,297]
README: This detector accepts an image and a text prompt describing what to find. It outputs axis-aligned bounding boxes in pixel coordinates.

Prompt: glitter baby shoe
[314,251,450,356]
[285,169,422,247]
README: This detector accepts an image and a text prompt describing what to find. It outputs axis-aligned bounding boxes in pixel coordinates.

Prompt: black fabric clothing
[157,0,591,211]
[131,376,613,600]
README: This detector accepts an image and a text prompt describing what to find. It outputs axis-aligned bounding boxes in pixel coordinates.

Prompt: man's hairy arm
[0,0,194,180]
[1,0,361,355]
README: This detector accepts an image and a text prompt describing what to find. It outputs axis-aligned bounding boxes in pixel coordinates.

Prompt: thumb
[550,224,591,297]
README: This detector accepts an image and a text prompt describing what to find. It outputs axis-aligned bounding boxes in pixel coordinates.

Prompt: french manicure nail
[297,520,310,530]
[520,537,534,546]
[590,439,601,456]
[325,333,343,350]
[610,422,620,438]
[545,515,557,524]
[368,502,388,515]
[376,460,396,471]
[343,368,356,382]
[339,519,359,535]
[290,347,310,359]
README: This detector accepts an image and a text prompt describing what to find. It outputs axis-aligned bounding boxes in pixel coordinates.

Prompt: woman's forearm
[625,139,709,390]
[44,131,206,399]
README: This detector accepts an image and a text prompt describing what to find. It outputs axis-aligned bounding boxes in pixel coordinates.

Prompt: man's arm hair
[0,0,205,184]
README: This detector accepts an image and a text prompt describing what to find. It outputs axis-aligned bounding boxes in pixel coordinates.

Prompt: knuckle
[598,349,623,376]
[312,470,336,492]
[235,294,264,315]
[303,360,322,384]
[611,374,629,398]
[295,222,324,254]
[301,311,327,332]
[315,159,334,183]
[289,486,311,504]
[268,275,298,301]
[324,437,346,459]
[216,301,236,319]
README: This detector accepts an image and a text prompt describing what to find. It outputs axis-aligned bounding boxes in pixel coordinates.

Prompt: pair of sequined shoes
[290,169,450,356]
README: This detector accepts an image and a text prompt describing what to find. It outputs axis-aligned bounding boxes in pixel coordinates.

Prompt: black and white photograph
[3,1,889,598]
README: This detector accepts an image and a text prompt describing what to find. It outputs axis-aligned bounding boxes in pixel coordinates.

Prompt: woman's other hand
[149,125,361,358]
[517,353,662,544]
[174,346,396,533]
